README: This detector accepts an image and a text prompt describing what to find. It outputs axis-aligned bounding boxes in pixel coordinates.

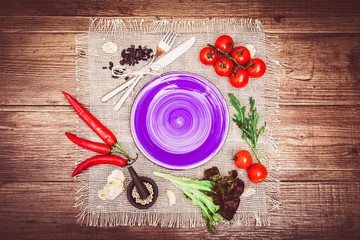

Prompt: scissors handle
[101,76,137,102]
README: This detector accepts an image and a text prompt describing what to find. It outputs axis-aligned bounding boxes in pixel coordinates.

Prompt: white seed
[132,182,154,205]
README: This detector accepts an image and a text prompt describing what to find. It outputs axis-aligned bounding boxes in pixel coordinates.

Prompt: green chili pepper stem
[113,142,128,156]
[109,148,125,155]
[113,142,138,163]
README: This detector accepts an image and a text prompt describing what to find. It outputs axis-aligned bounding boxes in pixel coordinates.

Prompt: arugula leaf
[228,93,268,164]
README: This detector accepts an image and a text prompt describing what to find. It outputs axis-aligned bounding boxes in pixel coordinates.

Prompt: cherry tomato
[215,35,234,53]
[199,46,218,65]
[214,57,234,77]
[229,68,249,88]
[246,58,266,78]
[233,150,253,169]
[247,163,268,183]
[231,46,251,65]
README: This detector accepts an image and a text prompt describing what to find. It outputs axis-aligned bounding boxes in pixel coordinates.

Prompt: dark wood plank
[0,1,359,239]
[277,105,360,170]
[277,170,360,182]
[279,33,360,105]
[0,105,359,181]
[0,33,359,106]
[0,0,359,33]
[0,33,77,106]
[0,181,359,239]
[0,110,79,182]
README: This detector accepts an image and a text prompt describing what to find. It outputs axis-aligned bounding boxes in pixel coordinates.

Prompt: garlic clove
[245,44,256,58]
[166,189,176,206]
[98,184,111,200]
[110,179,124,188]
[101,42,118,54]
[108,169,126,183]
[98,189,107,200]
[98,169,126,200]
[242,186,256,197]
[107,185,123,200]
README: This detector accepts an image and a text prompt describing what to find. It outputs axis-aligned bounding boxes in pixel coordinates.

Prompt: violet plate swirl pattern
[130,72,229,170]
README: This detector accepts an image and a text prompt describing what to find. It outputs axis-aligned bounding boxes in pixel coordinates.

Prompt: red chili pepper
[65,132,111,154]
[72,155,126,177]
[62,91,117,147]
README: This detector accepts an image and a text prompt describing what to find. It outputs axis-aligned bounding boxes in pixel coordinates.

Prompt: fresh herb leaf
[153,167,244,234]
[153,171,220,234]
[203,167,244,221]
[228,93,268,164]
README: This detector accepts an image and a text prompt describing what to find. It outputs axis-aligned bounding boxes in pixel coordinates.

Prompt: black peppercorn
[117,45,154,66]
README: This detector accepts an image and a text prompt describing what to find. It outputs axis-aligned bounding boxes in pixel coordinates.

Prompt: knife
[101,37,196,104]
[149,36,196,72]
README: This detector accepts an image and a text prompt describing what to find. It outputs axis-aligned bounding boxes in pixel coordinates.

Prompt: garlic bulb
[98,169,125,200]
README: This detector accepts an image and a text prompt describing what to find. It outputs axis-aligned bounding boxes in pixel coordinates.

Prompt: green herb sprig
[228,93,268,164]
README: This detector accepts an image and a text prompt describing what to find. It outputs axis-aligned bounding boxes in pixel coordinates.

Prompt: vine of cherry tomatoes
[199,35,266,89]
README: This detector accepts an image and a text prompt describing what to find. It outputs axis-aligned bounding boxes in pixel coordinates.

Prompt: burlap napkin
[74,18,280,228]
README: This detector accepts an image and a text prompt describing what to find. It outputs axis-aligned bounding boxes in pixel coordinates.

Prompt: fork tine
[165,31,176,44]
[160,29,171,42]
[168,33,178,47]
[164,30,175,43]
[110,30,179,111]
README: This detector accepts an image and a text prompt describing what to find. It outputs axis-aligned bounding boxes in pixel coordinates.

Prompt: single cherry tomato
[246,58,266,78]
[233,150,253,169]
[229,68,249,88]
[214,57,234,77]
[199,46,218,65]
[231,46,251,65]
[247,163,268,183]
[215,35,234,53]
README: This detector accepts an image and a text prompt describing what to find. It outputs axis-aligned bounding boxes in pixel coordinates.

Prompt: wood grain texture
[1,0,360,239]
[0,0,359,33]
[0,182,359,239]
[0,105,359,182]
[0,33,359,106]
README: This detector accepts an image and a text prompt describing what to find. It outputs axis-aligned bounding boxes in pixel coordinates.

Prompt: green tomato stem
[244,138,263,165]
[256,148,269,163]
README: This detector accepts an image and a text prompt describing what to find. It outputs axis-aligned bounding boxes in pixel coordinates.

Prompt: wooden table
[0,0,359,239]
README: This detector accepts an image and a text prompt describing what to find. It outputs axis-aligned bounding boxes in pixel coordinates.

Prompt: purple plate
[130,72,229,170]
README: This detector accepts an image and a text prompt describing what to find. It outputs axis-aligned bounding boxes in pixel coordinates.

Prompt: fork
[101,30,178,103]
[108,30,178,111]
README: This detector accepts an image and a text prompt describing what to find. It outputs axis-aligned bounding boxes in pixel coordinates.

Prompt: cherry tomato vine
[199,35,266,89]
